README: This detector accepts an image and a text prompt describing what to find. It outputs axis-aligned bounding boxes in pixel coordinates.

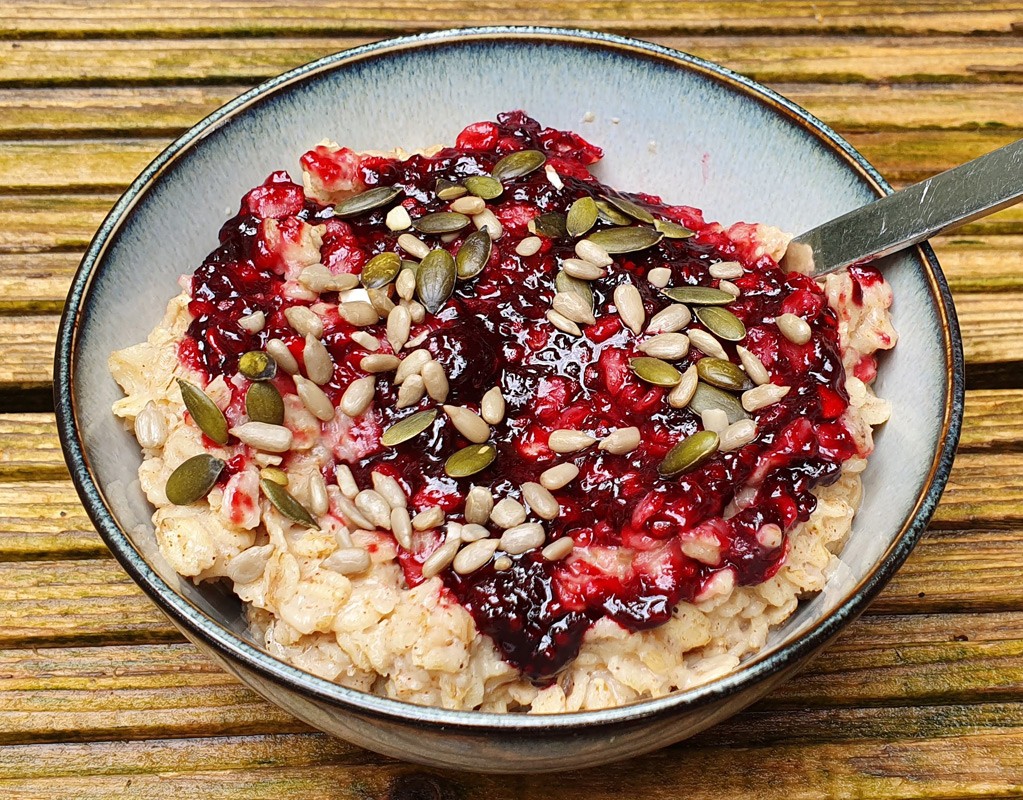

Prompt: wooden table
[2,3,1023,796]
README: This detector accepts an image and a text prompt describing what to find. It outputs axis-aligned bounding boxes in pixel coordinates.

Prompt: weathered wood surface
[3,1,1023,795]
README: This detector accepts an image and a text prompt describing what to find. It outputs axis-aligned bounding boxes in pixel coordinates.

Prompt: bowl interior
[64,30,957,719]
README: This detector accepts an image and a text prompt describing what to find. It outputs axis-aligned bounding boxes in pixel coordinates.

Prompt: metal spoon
[781,138,1023,277]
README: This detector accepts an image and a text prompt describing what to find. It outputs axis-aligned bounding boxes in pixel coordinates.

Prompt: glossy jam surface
[181,111,869,681]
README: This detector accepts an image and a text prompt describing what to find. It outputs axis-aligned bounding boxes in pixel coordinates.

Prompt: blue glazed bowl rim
[54,26,964,732]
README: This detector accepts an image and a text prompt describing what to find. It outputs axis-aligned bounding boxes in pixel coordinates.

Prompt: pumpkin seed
[333,185,403,218]
[696,357,747,392]
[654,218,696,239]
[602,194,655,224]
[238,351,276,381]
[661,286,734,306]
[166,454,225,505]
[260,478,318,528]
[435,178,466,201]
[566,196,599,237]
[464,175,504,200]
[381,408,438,447]
[689,382,748,424]
[586,227,663,254]
[360,251,401,288]
[595,200,632,226]
[532,212,568,238]
[630,357,682,387]
[555,269,593,309]
[416,249,457,314]
[658,430,720,477]
[491,149,546,181]
[413,211,471,235]
[245,381,285,425]
[260,466,288,486]
[696,306,747,342]
[455,228,492,280]
[445,443,497,478]
[176,378,229,444]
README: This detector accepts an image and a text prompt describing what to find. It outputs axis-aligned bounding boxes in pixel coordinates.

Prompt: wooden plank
[2,36,1023,88]
[0,194,114,254]
[0,481,103,560]
[0,252,79,314]
[933,235,1023,293]
[0,415,68,480]
[960,388,1023,451]
[930,453,1023,529]
[3,1,1021,37]
[0,314,58,391]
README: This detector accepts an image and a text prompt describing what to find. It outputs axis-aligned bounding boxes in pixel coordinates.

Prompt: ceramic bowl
[55,27,964,773]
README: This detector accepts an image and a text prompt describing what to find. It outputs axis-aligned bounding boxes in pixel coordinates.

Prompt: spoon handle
[782,138,1023,277]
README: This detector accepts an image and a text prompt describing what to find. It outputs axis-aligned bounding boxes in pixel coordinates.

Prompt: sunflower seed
[226,544,273,584]
[647,267,672,288]
[289,374,332,422]
[381,408,437,446]
[230,421,292,453]
[614,283,645,335]
[395,268,417,301]
[736,346,770,386]
[566,196,599,237]
[450,195,486,215]
[472,209,504,239]
[333,185,403,218]
[555,269,594,307]
[462,486,493,526]
[688,329,729,360]
[383,305,411,353]
[338,493,375,530]
[367,287,395,317]
[521,482,560,520]
[394,349,432,384]
[445,443,497,478]
[361,353,401,373]
[720,418,758,452]
[575,238,613,267]
[339,301,380,327]
[548,429,596,453]
[415,360,447,404]
[603,194,654,224]
[391,507,413,549]
[134,401,167,448]
[718,279,741,298]
[421,537,461,579]
[414,211,471,235]
[360,251,402,289]
[561,259,605,281]
[697,357,747,392]
[397,233,430,259]
[598,427,641,455]
[412,505,444,531]
[540,462,579,491]
[531,212,567,238]
[299,334,331,385]
[481,386,505,425]
[491,498,528,529]
[595,200,632,226]
[335,464,358,498]
[239,350,277,381]
[237,311,266,333]
[545,164,564,189]
[245,381,285,426]
[355,489,392,529]
[661,286,733,306]
[455,228,492,280]
[658,430,720,477]
[542,537,575,561]
[668,364,699,409]
[777,313,813,345]
[283,305,323,339]
[587,227,662,254]
[515,236,543,257]
[416,249,457,314]
[499,522,545,554]
[742,383,792,412]
[371,471,407,509]
[494,556,513,571]
[436,178,466,201]
[261,478,318,528]
[396,373,426,408]
[443,404,491,443]
[322,547,371,575]
[464,175,504,200]
[491,149,546,181]
[696,306,747,342]
[299,264,360,294]
[460,523,491,543]
[701,408,730,435]
[552,292,595,325]
[630,356,682,387]
[709,261,744,280]
[690,382,747,424]
[385,204,412,231]
[340,375,376,417]
[351,331,380,351]
[546,309,582,336]
[646,304,692,334]
[166,454,225,505]
[654,218,695,238]
[176,378,229,444]
[638,332,690,360]
[453,538,500,574]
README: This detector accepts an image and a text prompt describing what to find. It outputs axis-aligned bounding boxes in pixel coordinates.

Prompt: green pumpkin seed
[333,185,403,218]
[630,357,683,387]
[260,478,318,528]
[595,200,632,226]
[413,212,471,235]
[586,227,663,254]
[555,270,593,309]
[696,358,747,392]
[566,196,599,237]
[658,430,720,477]
[400,259,419,274]
[176,378,229,444]
[435,178,467,201]
[416,249,457,314]
[654,218,696,239]
[603,195,655,224]
[238,351,276,381]
[445,443,497,478]
[360,251,402,288]
[245,381,285,425]
[456,228,492,280]
[260,466,288,486]
[532,212,568,238]
[464,175,504,200]
[166,453,225,505]
[696,306,747,342]
[661,286,734,306]
[381,408,438,447]
[689,381,748,424]
[491,150,546,182]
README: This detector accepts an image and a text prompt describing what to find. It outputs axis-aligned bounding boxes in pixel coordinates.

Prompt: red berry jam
[181,111,870,682]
